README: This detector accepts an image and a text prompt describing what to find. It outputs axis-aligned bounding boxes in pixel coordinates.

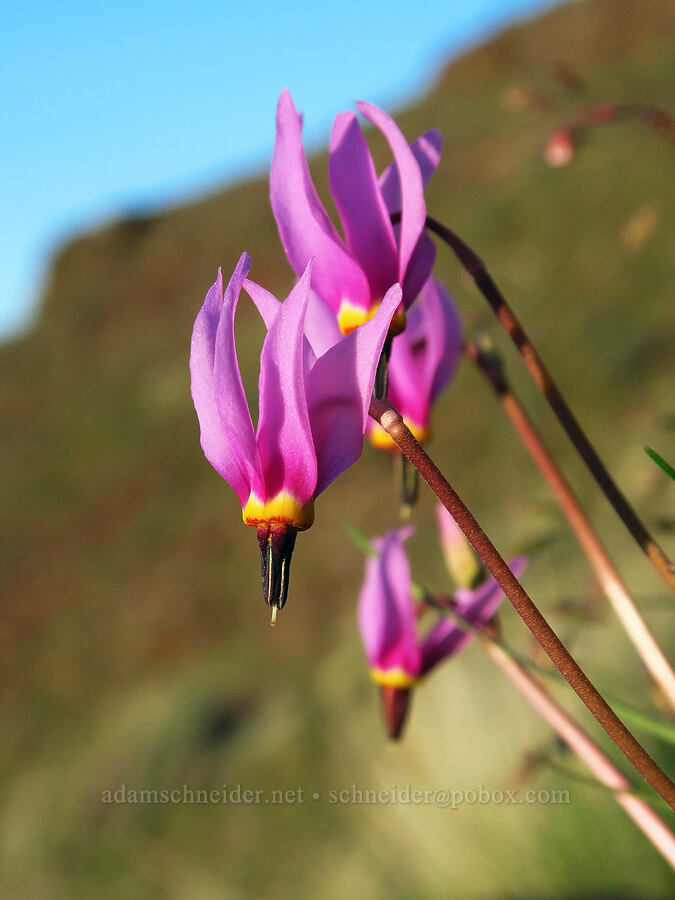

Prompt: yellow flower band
[243,492,315,530]
[337,299,407,337]
[369,420,430,452]
[369,667,418,688]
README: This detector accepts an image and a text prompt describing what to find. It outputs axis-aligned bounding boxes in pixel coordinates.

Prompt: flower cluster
[190,91,463,616]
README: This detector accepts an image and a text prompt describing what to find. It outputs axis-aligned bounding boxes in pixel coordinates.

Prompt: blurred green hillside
[1,0,674,896]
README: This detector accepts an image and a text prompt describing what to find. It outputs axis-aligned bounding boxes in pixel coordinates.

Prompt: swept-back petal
[329,111,398,302]
[401,232,436,309]
[243,278,341,362]
[242,277,280,330]
[420,557,528,675]
[358,529,421,681]
[423,278,464,405]
[256,261,318,503]
[243,276,317,377]
[356,101,426,285]
[386,316,427,429]
[379,128,443,213]
[191,253,262,505]
[307,283,402,495]
[386,277,462,429]
[270,89,370,315]
[304,290,342,358]
[379,128,442,305]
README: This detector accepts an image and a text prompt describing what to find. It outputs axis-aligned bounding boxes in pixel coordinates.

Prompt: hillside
[1,0,674,896]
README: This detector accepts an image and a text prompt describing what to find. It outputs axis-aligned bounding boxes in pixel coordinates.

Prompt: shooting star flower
[357,528,527,738]
[271,88,442,335]
[367,277,463,451]
[190,252,401,617]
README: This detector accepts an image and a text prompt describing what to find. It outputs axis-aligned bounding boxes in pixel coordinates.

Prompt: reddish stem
[466,340,675,708]
[483,638,675,868]
[369,397,675,809]
[409,212,675,593]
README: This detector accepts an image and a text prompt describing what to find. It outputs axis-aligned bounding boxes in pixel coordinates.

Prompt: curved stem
[466,340,675,709]
[369,397,675,808]
[482,637,675,868]
[392,210,675,592]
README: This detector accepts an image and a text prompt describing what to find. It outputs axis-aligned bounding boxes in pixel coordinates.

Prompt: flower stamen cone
[257,522,298,614]
[380,685,412,741]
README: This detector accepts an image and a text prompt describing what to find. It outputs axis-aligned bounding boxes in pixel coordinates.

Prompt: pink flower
[271,89,441,335]
[357,528,527,737]
[367,277,463,451]
[190,252,401,613]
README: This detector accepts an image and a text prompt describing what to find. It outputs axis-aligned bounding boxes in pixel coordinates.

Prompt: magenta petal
[423,278,464,405]
[420,557,528,675]
[307,283,402,495]
[304,290,342,358]
[256,261,318,502]
[244,276,317,378]
[329,111,398,302]
[386,316,428,429]
[270,89,371,315]
[242,277,280,330]
[401,232,436,309]
[357,529,421,678]
[191,253,262,506]
[379,128,442,304]
[244,277,341,361]
[356,101,426,285]
[387,277,462,428]
[379,128,443,213]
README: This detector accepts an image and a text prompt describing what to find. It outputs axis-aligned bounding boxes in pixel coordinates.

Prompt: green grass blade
[644,445,675,481]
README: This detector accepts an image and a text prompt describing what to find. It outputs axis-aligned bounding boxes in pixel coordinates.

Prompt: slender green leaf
[645,445,675,481]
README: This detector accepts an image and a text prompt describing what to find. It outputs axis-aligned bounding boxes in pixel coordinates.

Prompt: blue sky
[2,0,555,339]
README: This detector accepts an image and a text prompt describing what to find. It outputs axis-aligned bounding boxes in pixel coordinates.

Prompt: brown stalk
[391,211,675,592]
[368,396,675,808]
[466,339,675,708]
[482,637,675,868]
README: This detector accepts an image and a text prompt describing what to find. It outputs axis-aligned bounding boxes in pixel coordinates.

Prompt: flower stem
[368,397,675,808]
[397,211,675,592]
[482,636,675,868]
[466,339,675,709]
[567,103,675,144]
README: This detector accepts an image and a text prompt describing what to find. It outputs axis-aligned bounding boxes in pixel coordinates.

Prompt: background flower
[271,89,441,334]
[368,277,463,450]
[358,526,527,737]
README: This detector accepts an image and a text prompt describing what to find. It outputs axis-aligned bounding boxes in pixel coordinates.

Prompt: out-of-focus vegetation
[1,0,674,896]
